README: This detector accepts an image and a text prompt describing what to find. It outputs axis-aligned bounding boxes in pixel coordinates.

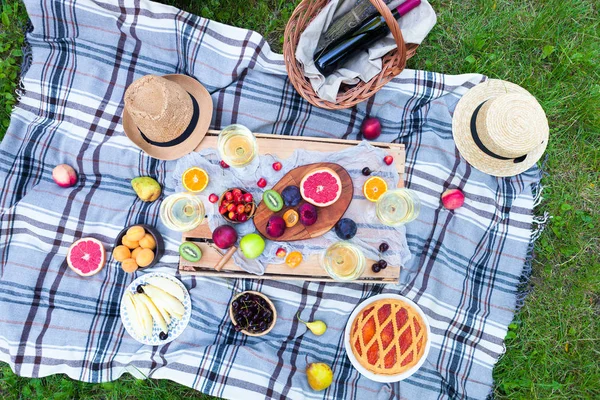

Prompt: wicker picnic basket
[283,0,419,110]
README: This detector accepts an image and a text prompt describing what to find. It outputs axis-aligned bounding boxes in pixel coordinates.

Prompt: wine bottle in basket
[314,0,421,76]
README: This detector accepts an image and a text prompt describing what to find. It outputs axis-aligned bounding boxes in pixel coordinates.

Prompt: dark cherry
[136,285,144,294]
[371,263,381,273]
[361,167,372,176]
[234,324,243,332]
[379,242,389,253]
[159,331,168,340]
[378,260,388,269]
[232,301,239,310]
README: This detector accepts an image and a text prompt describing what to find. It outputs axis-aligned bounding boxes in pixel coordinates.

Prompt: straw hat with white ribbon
[452,79,549,177]
[122,74,213,160]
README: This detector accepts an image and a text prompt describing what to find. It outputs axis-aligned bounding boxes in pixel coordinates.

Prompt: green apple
[239,233,265,259]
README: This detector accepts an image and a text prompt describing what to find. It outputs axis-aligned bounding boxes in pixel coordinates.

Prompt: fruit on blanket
[361,117,381,140]
[179,242,202,262]
[285,251,303,268]
[296,312,327,336]
[306,362,333,391]
[52,164,77,188]
[263,190,284,212]
[121,235,139,250]
[136,248,154,268]
[361,167,372,176]
[143,284,185,319]
[276,247,287,258]
[220,160,230,168]
[131,177,161,202]
[145,277,186,302]
[126,225,146,241]
[212,225,238,249]
[209,193,219,203]
[272,161,283,171]
[441,188,465,210]
[239,233,265,259]
[181,167,209,193]
[334,218,357,240]
[300,168,342,207]
[379,242,389,253]
[112,245,131,262]
[281,185,301,207]
[383,155,394,166]
[257,177,267,188]
[363,176,387,202]
[299,203,318,226]
[66,237,106,277]
[266,216,286,238]
[138,233,156,250]
[122,258,139,273]
[283,209,299,228]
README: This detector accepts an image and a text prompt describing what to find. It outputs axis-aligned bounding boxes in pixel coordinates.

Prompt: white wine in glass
[217,124,258,167]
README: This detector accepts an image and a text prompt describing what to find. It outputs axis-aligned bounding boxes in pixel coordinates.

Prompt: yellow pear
[306,362,333,391]
[131,177,161,202]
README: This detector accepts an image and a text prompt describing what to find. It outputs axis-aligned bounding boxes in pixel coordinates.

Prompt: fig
[281,185,301,207]
[334,218,357,240]
[212,225,238,249]
[299,203,318,226]
[266,215,286,238]
[263,190,283,212]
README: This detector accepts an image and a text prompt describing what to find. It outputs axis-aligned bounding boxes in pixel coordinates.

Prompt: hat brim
[123,74,213,161]
[452,79,548,177]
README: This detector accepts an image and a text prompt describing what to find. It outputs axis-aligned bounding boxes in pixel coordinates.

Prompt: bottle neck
[392,0,421,19]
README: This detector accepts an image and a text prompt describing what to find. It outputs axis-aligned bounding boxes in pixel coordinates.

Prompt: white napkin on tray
[296,0,437,102]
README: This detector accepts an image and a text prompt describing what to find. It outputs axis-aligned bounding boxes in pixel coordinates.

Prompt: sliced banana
[145,276,186,302]
[137,293,168,334]
[143,284,185,318]
[123,292,145,338]
[132,293,153,338]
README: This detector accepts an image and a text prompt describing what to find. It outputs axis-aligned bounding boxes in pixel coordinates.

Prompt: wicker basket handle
[368,0,407,75]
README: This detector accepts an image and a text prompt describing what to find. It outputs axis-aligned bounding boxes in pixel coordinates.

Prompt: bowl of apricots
[112,224,164,272]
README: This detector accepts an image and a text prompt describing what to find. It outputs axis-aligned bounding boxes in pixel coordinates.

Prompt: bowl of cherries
[229,291,277,336]
[218,188,256,223]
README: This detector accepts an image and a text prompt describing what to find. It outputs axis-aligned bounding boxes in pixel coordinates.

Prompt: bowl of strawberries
[218,188,257,223]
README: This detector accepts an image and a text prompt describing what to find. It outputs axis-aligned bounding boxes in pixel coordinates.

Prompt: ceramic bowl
[114,224,164,269]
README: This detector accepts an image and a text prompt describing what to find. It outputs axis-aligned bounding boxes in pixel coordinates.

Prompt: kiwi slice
[263,190,283,212]
[179,242,202,262]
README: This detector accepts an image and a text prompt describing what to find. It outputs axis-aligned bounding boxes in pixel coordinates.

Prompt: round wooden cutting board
[253,163,353,241]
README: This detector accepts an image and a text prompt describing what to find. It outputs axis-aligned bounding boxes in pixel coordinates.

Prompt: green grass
[1,0,599,398]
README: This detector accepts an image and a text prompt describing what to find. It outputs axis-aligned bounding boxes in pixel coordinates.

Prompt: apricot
[126,225,146,241]
[136,248,154,267]
[121,258,139,273]
[121,235,139,249]
[112,245,131,262]
[138,233,156,250]
[131,247,143,260]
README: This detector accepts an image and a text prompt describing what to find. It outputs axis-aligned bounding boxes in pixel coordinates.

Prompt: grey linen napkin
[296,0,437,102]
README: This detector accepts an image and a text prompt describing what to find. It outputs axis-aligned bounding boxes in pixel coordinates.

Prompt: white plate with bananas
[120,272,192,345]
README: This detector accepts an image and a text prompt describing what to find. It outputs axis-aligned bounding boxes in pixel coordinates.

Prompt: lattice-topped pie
[350,299,428,375]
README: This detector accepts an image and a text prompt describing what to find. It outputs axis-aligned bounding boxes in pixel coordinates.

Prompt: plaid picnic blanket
[0,0,542,399]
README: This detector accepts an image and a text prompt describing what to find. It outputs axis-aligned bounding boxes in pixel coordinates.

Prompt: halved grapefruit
[67,237,106,276]
[300,168,342,207]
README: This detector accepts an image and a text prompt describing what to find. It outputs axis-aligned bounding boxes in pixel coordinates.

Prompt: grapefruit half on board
[300,167,342,207]
[67,237,106,276]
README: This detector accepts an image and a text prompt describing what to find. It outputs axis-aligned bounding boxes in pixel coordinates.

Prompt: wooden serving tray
[253,163,353,241]
[179,131,405,284]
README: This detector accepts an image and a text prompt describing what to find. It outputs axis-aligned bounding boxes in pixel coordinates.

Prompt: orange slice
[363,176,388,202]
[182,167,209,193]
[283,209,299,227]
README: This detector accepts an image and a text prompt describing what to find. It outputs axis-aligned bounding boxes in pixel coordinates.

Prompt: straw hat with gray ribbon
[452,79,549,177]
[122,74,213,160]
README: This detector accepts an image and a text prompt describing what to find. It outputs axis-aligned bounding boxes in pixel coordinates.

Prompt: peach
[121,258,138,273]
[52,164,77,188]
[135,248,154,267]
[441,189,465,210]
[138,233,156,250]
[121,235,139,249]
[126,226,146,241]
[112,245,131,262]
